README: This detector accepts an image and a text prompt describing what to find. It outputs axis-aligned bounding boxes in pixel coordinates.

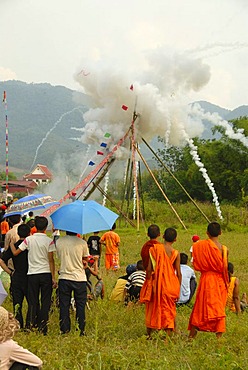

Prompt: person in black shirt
[0,223,31,328]
[87,231,102,269]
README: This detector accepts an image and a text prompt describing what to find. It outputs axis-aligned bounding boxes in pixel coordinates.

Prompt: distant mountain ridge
[0,80,247,173]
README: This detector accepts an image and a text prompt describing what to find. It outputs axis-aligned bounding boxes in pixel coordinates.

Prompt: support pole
[95,183,136,228]
[142,137,210,223]
[135,145,187,230]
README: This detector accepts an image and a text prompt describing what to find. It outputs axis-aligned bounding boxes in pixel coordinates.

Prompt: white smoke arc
[191,103,248,148]
[185,135,223,220]
[30,107,83,171]
[102,171,109,206]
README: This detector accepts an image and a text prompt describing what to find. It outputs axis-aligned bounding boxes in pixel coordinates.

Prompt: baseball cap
[126,263,137,276]
[192,235,200,242]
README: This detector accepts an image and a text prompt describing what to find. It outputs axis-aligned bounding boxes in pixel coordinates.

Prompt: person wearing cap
[189,234,200,263]
[125,260,146,304]
[110,263,137,302]
[0,306,42,369]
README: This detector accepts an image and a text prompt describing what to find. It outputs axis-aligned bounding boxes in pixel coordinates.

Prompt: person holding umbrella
[56,231,89,336]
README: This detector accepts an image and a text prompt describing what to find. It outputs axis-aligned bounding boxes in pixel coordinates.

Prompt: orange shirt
[1,220,9,235]
[30,226,37,235]
[100,230,120,255]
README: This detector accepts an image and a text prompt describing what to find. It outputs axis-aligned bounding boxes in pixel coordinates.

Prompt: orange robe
[141,239,161,271]
[140,244,180,330]
[188,239,228,333]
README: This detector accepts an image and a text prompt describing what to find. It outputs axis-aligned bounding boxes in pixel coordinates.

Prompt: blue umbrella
[50,200,119,235]
[4,193,60,217]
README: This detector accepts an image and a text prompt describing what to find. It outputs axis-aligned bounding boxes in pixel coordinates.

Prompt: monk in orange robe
[141,224,161,271]
[140,228,181,338]
[188,222,229,339]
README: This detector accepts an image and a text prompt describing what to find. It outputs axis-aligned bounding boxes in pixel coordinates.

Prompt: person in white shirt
[10,216,56,335]
[56,231,89,336]
[0,306,42,370]
[178,253,197,305]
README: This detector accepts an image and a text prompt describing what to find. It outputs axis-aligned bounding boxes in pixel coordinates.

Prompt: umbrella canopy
[0,279,8,305]
[4,193,60,217]
[50,200,119,235]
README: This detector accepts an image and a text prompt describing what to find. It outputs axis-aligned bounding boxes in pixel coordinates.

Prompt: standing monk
[188,222,229,339]
[141,224,161,271]
[140,228,181,338]
[100,223,120,271]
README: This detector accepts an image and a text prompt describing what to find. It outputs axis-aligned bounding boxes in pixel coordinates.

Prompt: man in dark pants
[10,217,56,335]
[56,231,89,336]
[0,223,31,328]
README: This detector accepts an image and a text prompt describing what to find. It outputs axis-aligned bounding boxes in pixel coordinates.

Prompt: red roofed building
[1,180,38,195]
[23,164,53,185]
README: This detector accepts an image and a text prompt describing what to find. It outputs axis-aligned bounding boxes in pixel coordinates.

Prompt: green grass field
[2,203,248,369]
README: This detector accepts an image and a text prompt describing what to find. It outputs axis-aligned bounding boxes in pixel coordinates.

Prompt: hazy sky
[0,0,247,110]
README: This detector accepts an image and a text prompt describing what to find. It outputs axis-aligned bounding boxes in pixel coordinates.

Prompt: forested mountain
[0,81,88,172]
[0,80,247,174]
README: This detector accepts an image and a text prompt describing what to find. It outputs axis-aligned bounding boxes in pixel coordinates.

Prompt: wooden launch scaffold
[42,104,210,231]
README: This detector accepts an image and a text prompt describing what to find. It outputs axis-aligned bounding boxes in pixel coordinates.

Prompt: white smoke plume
[191,103,248,147]
[74,49,210,150]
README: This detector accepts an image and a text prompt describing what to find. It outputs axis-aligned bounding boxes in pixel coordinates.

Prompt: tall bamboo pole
[135,145,187,230]
[142,137,210,223]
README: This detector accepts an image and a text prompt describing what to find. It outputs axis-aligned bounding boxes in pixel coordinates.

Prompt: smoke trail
[30,107,83,171]
[188,42,248,56]
[102,171,109,206]
[132,160,139,220]
[184,133,223,220]
[79,144,92,180]
[191,103,248,148]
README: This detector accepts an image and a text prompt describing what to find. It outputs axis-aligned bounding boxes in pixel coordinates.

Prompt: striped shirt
[125,270,146,290]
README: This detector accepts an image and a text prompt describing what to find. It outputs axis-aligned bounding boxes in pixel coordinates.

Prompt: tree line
[140,117,248,206]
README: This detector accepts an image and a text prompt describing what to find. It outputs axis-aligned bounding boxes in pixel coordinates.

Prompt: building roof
[23,164,53,180]
[36,164,53,178]
[1,180,37,188]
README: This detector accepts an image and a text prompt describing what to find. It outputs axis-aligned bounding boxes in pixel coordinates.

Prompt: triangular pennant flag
[97,151,104,155]
[88,161,95,166]
[122,105,128,111]
[104,133,111,138]
[100,142,107,148]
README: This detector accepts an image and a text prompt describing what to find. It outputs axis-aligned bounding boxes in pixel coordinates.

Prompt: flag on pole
[100,142,107,148]
[88,161,95,166]
[104,133,111,138]
[122,105,128,111]
[130,84,133,91]
[97,151,104,155]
